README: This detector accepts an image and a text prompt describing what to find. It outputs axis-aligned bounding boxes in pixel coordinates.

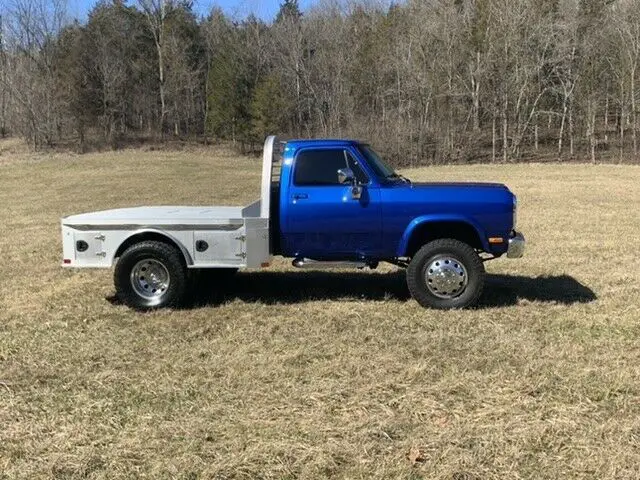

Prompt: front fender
[396,214,489,257]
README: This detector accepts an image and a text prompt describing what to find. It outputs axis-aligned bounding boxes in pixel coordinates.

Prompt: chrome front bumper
[507,231,525,259]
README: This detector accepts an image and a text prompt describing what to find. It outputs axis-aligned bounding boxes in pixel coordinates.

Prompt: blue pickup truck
[61,136,524,310]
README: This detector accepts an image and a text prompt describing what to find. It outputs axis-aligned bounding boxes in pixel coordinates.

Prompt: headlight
[512,195,518,230]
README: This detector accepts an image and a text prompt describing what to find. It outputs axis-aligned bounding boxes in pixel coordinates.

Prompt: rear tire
[406,239,485,309]
[114,241,187,310]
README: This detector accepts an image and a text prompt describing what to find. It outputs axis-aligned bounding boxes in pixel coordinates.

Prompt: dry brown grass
[0,140,639,479]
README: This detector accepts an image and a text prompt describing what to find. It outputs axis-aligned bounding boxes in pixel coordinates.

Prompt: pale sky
[66,0,314,22]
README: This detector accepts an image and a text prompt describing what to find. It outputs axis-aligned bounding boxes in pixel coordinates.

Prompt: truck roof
[284,138,364,149]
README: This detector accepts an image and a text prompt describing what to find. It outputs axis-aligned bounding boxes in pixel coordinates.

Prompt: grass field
[1,138,639,479]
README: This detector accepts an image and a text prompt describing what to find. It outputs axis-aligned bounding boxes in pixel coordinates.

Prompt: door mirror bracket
[337,168,361,200]
[337,168,355,185]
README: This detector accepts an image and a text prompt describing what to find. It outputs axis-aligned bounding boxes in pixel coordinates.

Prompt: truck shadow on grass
[481,274,596,307]
[176,271,596,308]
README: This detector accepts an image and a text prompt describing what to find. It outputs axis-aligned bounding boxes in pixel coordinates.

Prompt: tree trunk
[296,58,302,137]
[569,101,574,157]
[492,111,496,163]
[586,96,597,164]
[604,94,609,145]
[620,105,625,162]
[590,110,596,164]
[472,51,480,132]
[558,100,567,157]
[502,94,508,162]
[157,37,166,138]
[632,66,637,157]
[203,56,210,144]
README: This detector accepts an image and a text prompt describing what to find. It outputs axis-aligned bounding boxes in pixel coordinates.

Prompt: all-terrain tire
[114,241,187,310]
[406,238,485,309]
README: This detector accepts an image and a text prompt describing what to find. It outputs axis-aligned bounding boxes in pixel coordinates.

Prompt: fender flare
[396,214,489,257]
[111,228,194,266]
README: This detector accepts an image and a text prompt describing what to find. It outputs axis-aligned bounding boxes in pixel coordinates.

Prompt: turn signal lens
[488,237,504,244]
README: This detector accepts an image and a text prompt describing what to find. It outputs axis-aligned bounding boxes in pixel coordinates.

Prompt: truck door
[284,147,382,258]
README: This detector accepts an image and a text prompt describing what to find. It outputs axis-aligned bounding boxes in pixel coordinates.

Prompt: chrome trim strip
[292,258,367,269]
[65,223,243,231]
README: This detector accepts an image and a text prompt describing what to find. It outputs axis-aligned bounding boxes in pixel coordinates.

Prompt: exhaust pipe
[292,258,367,269]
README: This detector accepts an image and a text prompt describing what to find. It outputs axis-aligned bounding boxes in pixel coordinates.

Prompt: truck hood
[408,181,509,190]
[62,206,246,228]
[395,181,512,203]
[382,180,515,224]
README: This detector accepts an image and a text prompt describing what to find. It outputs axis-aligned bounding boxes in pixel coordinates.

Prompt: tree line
[1,0,640,164]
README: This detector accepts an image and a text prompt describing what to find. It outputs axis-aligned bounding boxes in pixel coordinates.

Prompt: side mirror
[337,168,362,200]
[337,168,355,185]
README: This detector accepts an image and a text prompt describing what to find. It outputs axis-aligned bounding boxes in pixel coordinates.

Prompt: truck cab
[61,136,525,310]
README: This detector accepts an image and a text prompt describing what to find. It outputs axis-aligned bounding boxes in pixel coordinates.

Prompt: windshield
[358,145,398,181]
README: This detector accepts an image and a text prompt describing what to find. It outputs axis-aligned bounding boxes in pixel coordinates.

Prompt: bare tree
[611,0,640,158]
[2,0,68,147]
[138,0,169,137]
[0,13,8,136]
[0,0,634,164]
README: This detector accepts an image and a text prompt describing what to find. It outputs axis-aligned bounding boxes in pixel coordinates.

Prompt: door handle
[293,193,308,200]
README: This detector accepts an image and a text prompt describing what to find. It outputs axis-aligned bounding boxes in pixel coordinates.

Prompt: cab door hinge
[235,235,246,242]
[235,252,247,259]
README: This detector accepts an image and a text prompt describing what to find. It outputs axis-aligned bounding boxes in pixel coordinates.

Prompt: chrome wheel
[130,258,170,305]
[425,256,468,299]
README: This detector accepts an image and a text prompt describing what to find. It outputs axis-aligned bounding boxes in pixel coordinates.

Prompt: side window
[345,151,369,184]
[294,149,347,186]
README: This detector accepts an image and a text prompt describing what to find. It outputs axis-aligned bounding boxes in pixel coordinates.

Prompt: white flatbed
[64,206,249,227]
[61,137,277,270]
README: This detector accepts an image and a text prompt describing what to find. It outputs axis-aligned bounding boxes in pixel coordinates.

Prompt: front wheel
[406,239,485,309]
[114,241,187,310]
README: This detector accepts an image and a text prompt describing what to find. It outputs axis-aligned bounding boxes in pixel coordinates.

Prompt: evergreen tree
[54,23,96,151]
[275,0,302,24]
[251,73,289,140]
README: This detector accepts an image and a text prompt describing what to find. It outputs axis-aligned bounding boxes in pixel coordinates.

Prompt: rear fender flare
[112,229,194,266]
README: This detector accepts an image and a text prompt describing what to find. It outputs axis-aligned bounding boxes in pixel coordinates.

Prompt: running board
[292,258,367,269]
